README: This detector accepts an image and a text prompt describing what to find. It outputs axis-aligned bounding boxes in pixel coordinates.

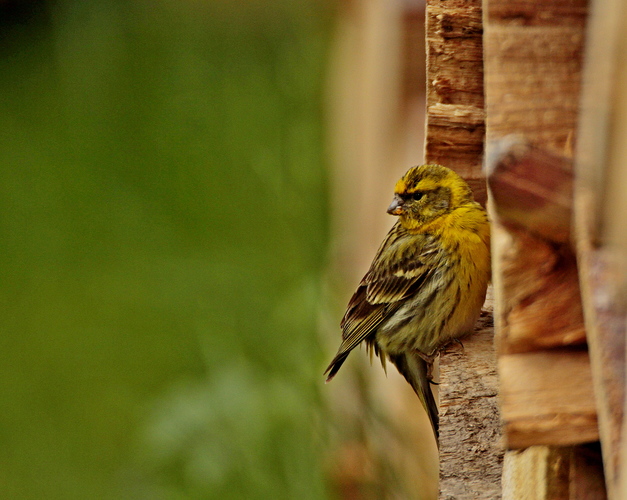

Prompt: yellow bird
[325,164,491,438]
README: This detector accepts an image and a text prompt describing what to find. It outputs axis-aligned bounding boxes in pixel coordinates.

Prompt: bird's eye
[409,192,424,201]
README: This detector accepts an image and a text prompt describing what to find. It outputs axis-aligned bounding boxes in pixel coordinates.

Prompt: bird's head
[387,164,474,227]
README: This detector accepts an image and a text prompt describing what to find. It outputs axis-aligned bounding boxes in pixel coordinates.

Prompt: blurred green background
[0,0,334,498]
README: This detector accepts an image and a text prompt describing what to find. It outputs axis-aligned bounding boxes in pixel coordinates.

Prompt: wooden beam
[574,0,627,497]
[574,194,626,498]
[499,350,598,448]
[502,444,607,499]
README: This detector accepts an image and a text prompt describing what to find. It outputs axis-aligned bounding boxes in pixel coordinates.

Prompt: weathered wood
[503,447,563,500]
[502,444,607,500]
[439,305,504,500]
[484,0,591,459]
[574,191,626,499]
[425,0,486,205]
[499,350,598,448]
[486,140,587,355]
[491,223,586,355]
[486,138,574,244]
[483,0,587,154]
[574,1,627,498]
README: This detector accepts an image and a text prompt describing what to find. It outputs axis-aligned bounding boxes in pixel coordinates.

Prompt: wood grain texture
[486,140,587,355]
[486,138,574,244]
[574,191,626,500]
[492,223,586,355]
[573,2,627,498]
[485,0,592,456]
[499,350,598,449]
[502,444,606,500]
[484,0,587,157]
[439,304,504,500]
[425,0,486,205]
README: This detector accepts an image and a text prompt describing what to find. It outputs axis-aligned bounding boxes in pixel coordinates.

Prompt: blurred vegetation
[0,0,333,498]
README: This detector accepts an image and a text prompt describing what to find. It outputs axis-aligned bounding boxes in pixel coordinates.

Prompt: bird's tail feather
[389,351,439,441]
[324,351,349,383]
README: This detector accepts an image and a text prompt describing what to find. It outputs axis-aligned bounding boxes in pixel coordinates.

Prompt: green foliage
[0,1,332,497]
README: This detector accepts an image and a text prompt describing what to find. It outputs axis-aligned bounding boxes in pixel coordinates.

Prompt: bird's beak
[387,195,404,215]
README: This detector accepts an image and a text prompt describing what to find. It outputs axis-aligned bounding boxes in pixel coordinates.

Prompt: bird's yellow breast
[428,204,490,343]
[378,202,490,354]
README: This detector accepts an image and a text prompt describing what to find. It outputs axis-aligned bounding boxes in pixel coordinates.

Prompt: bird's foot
[451,338,465,352]
[416,350,437,365]
[415,350,439,385]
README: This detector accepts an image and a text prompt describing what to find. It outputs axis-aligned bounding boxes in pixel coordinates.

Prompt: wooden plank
[502,445,607,500]
[484,0,587,156]
[574,192,626,499]
[499,350,598,449]
[484,25,584,156]
[574,0,627,497]
[486,138,574,244]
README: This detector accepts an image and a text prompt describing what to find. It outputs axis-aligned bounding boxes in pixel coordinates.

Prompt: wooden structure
[424,0,486,206]
[327,0,627,497]
[432,0,627,498]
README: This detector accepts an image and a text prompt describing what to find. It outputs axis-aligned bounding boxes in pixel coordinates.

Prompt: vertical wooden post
[425,0,486,206]
[575,0,627,497]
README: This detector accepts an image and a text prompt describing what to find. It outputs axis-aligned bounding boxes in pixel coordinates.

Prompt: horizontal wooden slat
[500,350,598,448]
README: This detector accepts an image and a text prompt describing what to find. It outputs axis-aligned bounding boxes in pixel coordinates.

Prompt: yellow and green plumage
[325,164,491,439]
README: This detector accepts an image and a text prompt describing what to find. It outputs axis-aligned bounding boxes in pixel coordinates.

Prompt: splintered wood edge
[499,350,598,449]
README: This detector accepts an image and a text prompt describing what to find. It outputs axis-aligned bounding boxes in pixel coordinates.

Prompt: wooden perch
[439,306,503,500]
